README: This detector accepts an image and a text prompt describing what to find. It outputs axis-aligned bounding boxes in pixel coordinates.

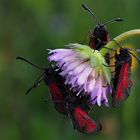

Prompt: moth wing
[72,106,101,133]
[112,64,133,107]
[49,82,66,114]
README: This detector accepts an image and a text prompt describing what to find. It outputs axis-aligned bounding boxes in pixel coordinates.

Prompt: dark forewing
[72,106,101,133]
[48,82,66,115]
[112,63,133,107]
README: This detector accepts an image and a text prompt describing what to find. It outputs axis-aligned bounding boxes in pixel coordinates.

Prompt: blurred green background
[0,0,140,140]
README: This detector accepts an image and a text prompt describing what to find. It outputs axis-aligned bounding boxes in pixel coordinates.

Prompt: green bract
[67,43,111,84]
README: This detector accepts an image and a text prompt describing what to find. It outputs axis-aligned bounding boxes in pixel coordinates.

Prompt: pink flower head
[48,43,112,106]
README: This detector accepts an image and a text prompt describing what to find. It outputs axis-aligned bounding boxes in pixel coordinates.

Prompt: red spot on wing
[49,82,66,114]
[73,106,101,133]
[49,82,63,101]
[115,83,125,100]
[119,64,130,88]
[113,63,133,106]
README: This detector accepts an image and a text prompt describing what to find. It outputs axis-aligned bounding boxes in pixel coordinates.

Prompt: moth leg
[88,106,94,114]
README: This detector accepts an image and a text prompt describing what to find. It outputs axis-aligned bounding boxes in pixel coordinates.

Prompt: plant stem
[100,29,140,56]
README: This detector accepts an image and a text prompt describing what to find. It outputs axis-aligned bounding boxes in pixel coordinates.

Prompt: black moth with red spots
[111,42,140,107]
[82,4,123,50]
[112,48,133,107]
[16,56,101,134]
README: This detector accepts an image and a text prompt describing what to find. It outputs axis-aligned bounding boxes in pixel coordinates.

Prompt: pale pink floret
[48,49,111,106]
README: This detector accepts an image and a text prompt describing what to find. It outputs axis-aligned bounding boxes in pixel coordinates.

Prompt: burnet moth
[65,103,102,133]
[82,4,123,50]
[16,56,67,115]
[16,56,101,134]
[110,41,140,107]
[64,93,102,134]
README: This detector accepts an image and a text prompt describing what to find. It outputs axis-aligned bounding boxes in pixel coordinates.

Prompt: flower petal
[49,50,75,61]
[72,61,89,75]
[77,65,93,86]
[48,49,73,54]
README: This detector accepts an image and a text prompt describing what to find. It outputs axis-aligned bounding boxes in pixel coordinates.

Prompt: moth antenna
[103,18,124,26]
[16,56,46,70]
[128,51,140,63]
[25,72,45,95]
[82,4,99,24]
[112,39,123,49]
